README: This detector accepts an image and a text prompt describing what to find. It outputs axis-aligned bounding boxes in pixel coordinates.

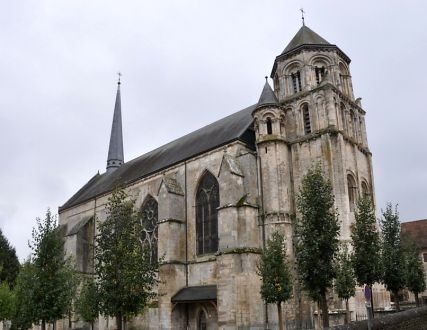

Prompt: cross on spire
[300,8,305,26]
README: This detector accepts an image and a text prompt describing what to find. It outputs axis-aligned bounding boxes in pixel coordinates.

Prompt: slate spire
[106,77,124,173]
[256,77,279,108]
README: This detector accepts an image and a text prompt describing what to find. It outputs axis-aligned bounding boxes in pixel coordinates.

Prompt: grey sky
[1,0,426,260]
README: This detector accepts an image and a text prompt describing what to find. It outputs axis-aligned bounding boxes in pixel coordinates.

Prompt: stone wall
[329,306,427,330]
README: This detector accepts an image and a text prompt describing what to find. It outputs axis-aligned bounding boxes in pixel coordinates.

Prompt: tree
[0,229,20,288]
[379,203,405,311]
[335,244,356,324]
[351,197,381,314]
[295,164,340,328]
[0,281,15,322]
[257,231,293,330]
[75,277,99,329]
[29,209,78,330]
[403,239,426,307]
[11,261,36,330]
[95,188,159,330]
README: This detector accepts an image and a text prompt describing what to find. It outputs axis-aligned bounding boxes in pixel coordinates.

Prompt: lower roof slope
[60,104,256,212]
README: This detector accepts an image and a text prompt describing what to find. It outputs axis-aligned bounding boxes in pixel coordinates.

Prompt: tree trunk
[116,312,123,330]
[41,320,46,330]
[277,302,284,330]
[91,322,94,330]
[317,301,322,330]
[394,291,400,311]
[320,293,329,328]
[370,285,375,319]
[345,299,350,324]
[415,293,420,307]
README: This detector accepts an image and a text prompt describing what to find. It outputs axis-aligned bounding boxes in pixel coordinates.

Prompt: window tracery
[140,196,158,263]
[196,172,219,255]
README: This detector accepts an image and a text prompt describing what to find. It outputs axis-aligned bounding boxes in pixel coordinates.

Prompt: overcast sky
[1,0,426,261]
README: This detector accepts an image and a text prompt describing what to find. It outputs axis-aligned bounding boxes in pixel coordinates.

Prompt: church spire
[106,76,124,173]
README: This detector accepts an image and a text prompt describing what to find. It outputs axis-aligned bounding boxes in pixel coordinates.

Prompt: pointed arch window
[347,175,357,212]
[196,172,219,255]
[302,104,311,135]
[140,196,158,263]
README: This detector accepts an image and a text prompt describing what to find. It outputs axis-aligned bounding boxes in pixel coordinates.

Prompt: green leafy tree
[295,164,340,328]
[0,281,15,321]
[335,245,356,324]
[75,277,99,329]
[11,261,36,330]
[257,231,293,330]
[0,229,20,288]
[351,197,381,314]
[29,209,78,330]
[95,188,159,330]
[379,203,405,311]
[403,239,426,307]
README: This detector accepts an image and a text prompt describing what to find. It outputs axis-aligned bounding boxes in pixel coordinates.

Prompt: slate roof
[271,25,350,77]
[282,25,331,55]
[60,105,256,212]
[171,285,217,303]
[256,80,278,108]
[401,219,427,249]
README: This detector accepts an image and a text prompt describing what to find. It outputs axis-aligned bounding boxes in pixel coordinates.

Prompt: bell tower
[266,24,375,244]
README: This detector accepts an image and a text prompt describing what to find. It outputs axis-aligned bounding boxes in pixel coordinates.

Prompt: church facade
[59,24,389,329]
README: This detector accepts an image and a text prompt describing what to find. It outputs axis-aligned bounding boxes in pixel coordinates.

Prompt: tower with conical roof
[106,78,124,173]
[253,23,378,325]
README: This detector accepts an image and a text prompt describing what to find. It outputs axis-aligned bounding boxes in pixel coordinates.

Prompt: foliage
[95,188,159,329]
[295,164,340,301]
[295,164,340,328]
[351,197,381,287]
[75,276,99,324]
[29,209,78,327]
[11,261,36,330]
[0,281,15,321]
[403,239,426,305]
[0,229,20,288]
[335,244,356,301]
[257,231,293,305]
[379,203,405,306]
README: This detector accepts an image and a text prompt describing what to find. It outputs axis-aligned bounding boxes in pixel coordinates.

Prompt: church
[59,22,390,329]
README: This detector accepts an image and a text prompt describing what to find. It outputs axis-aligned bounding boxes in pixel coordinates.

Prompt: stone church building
[59,24,389,329]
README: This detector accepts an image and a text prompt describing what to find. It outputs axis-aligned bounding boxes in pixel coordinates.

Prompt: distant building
[59,23,390,329]
[401,219,427,305]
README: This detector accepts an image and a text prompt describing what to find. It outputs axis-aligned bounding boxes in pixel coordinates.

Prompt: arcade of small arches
[346,172,372,212]
[273,57,352,98]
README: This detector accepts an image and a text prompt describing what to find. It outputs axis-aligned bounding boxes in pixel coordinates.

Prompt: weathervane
[300,8,305,26]
[117,72,122,85]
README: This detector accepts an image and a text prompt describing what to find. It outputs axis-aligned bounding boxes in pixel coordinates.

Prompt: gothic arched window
[347,174,357,212]
[196,171,219,255]
[302,104,311,134]
[140,195,158,263]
